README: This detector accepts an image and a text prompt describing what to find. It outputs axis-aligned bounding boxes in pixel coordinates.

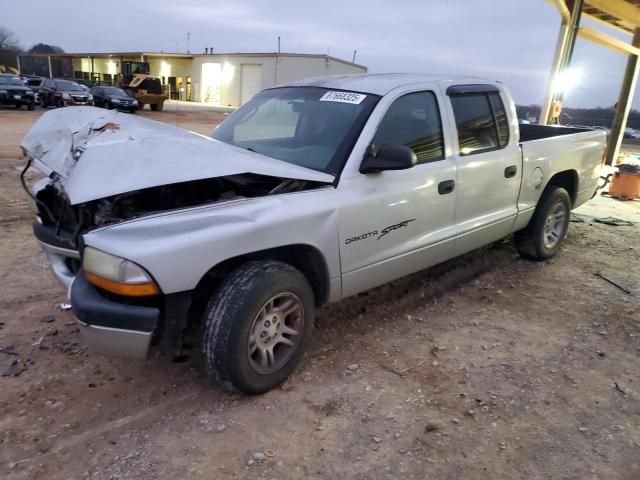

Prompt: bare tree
[0,27,20,51]
[0,27,23,69]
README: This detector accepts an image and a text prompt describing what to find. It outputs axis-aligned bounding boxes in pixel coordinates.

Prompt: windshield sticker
[320,91,367,104]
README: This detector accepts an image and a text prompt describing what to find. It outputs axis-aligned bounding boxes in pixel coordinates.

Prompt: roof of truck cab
[279,73,497,96]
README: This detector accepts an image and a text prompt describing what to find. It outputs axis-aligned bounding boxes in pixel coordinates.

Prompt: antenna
[187,32,191,53]
[352,50,357,63]
[277,36,281,54]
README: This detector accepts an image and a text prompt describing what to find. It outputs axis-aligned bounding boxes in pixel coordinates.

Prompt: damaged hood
[21,107,334,204]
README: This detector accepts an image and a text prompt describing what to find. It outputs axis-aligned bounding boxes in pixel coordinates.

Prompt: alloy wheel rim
[543,202,567,248]
[247,293,304,375]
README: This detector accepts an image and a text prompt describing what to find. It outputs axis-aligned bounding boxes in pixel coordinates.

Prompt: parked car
[21,74,606,394]
[90,86,138,112]
[0,74,36,110]
[39,79,94,108]
[24,76,44,104]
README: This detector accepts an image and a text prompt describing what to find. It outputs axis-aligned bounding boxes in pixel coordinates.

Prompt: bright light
[201,62,221,104]
[106,61,117,76]
[159,60,171,78]
[554,68,582,95]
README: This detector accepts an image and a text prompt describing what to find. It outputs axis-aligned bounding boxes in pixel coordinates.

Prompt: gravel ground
[0,107,639,480]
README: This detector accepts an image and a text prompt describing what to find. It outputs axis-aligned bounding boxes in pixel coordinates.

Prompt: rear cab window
[448,85,510,156]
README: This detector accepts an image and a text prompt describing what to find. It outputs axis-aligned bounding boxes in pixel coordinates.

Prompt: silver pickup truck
[21,74,605,393]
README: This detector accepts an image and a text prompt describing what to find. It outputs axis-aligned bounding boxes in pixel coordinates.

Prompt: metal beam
[541,0,584,124]
[585,0,640,28]
[583,12,632,35]
[540,21,571,124]
[578,26,640,55]
[546,0,570,21]
[606,28,640,165]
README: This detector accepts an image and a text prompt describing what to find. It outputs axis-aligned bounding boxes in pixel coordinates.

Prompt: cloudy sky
[4,0,636,108]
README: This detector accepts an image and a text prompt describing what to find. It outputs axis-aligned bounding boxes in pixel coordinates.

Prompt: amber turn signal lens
[85,271,160,297]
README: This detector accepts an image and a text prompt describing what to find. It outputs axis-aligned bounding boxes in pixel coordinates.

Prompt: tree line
[0,26,64,70]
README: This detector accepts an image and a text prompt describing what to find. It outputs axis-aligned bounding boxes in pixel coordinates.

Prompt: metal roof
[582,0,640,33]
[19,51,367,70]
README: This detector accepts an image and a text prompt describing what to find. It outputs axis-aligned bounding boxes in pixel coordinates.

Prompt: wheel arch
[546,169,578,206]
[192,244,331,309]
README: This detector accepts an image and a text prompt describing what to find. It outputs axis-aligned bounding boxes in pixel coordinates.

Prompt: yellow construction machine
[119,61,167,111]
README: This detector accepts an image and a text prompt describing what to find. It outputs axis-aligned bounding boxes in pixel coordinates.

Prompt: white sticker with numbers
[319,91,367,104]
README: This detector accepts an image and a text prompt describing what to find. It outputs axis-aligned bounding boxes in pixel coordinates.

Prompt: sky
[4,0,637,108]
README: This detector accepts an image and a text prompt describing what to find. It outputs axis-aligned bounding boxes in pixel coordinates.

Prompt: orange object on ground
[609,171,640,200]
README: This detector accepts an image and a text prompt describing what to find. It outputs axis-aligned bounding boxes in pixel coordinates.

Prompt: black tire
[201,260,315,394]
[150,102,163,111]
[105,101,112,110]
[514,186,571,261]
[27,103,35,111]
[138,103,144,111]
[40,97,47,109]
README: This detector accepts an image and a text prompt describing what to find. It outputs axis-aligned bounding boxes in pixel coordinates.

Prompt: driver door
[338,89,458,298]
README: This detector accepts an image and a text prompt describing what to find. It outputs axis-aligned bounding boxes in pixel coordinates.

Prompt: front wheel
[201,260,315,394]
[515,186,571,261]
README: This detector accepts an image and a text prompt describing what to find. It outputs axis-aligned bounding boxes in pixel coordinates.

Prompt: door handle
[438,180,455,195]
[504,165,518,178]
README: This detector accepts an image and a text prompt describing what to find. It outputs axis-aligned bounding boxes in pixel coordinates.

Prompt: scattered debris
[347,363,360,371]
[594,272,632,295]
[216,424,227,433]
[570,213,586,223]
[251,452,266,463]
[3,360,25,377]
[578,427,588,432]
[265,449,276,457]
[58,303,72,311]
[40,315,55,323]
[424,422,440,433]
[0,345,18,356]
[372,436,382,444]
[398,358,426,375]
[594,217,634,227]
[31,336,44,346]
[452,418,460,424]
[614,382,626,395]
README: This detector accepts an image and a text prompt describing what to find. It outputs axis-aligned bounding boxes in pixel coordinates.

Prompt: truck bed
[515,125,606,219]
[518,123,595,142]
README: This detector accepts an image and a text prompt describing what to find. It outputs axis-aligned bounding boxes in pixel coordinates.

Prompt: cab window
[372,91,445,164]
[450,90,510,156]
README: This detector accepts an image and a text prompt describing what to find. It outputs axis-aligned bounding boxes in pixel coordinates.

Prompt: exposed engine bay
[25,167,326,249]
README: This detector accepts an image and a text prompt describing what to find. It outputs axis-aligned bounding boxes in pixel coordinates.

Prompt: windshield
[212,87,379,174]
[55,80,84,92]
[102,86,128,96]
[0,76,24,86]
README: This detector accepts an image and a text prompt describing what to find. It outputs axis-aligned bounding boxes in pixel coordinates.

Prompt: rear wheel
[515,186,571,261]
[201,260,315,394]
[40,97,47,109]
[137,103,144,111]
[150,102,163,111]
[27,102,35,111]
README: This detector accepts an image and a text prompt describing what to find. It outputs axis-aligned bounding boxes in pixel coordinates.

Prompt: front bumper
[0,94,35,107]
[71,273,159,359]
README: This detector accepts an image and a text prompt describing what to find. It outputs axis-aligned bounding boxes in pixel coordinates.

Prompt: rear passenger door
[446,85,522,255]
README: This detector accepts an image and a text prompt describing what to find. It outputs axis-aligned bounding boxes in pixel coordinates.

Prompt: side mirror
[360,144,417,174]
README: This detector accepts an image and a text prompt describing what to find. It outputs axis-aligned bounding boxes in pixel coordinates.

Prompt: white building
[21,51,367,107]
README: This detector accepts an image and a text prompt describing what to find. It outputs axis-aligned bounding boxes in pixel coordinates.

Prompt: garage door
[240,64,262,105]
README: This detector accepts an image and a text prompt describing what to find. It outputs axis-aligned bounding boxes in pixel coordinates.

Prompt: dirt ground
[1,107,639,480]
